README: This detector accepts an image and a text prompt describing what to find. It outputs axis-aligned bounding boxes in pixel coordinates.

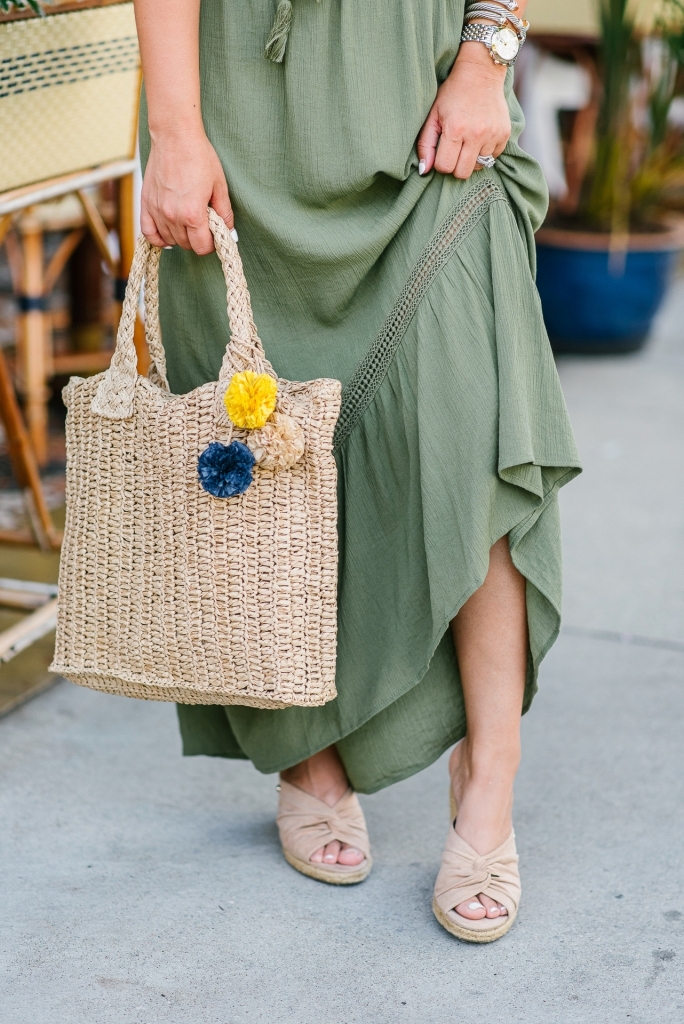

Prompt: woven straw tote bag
[50,210,341,709]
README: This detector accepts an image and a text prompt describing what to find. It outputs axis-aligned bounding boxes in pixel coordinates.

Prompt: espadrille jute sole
[283,849,372,885]
[432,897,516,943]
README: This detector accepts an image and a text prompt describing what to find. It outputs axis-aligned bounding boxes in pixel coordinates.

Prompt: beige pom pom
[246,412,305,470]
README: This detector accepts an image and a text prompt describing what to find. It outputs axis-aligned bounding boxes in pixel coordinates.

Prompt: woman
[135,0,580,942]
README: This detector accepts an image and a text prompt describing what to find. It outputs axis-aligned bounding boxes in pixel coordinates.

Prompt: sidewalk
[1,281,683,1024]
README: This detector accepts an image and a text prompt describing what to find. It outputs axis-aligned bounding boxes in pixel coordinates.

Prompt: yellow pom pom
[224,371,278,430]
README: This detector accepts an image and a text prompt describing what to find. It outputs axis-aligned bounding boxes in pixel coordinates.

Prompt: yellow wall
[526,0,661,36]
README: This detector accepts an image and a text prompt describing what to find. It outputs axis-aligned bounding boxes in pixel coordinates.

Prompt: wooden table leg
[18,209,49,467]
[0,347,60,551]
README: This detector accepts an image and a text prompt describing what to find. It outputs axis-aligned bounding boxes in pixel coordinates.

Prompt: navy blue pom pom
[197,440,255,498]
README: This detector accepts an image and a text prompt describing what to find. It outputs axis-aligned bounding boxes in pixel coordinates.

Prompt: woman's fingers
[157,209,194,251]
[431,123,503,178]
[418,114,505,181]
[140,205,169,248]
[434,125,464,176]
[210,170,235,231]
[416,110,441,175]
[492,136,508,158]
[454,131,503,179]
[426,125,504,179]
[166,216,195,251]
[141,192,195,250]
[454,138,484,180]
[183,209,214,255]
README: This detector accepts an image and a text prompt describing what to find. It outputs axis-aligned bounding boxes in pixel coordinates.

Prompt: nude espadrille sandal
[435,741,520,942]
[276,779,372,885]
[432,826,521,942]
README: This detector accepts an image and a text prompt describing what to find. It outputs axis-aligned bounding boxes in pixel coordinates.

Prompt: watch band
[460,22,523,65]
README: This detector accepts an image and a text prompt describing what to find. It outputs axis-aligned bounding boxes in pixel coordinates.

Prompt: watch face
[491,27,519,61]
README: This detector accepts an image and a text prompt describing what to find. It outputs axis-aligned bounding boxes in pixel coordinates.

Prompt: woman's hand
[417,46,511,180]
[140,127,234,255]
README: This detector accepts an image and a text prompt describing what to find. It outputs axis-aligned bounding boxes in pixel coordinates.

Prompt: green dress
[139,0,581,794]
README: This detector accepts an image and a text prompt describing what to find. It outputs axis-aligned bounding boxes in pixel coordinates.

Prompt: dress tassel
[264,0,293,63]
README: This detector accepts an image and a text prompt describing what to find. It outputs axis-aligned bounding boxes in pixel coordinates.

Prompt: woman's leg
[448,534,528,920]
[280,746,365,866]
[281,536,525,875]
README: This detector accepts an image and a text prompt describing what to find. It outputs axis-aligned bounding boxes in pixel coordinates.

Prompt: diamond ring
[476,155,496,169]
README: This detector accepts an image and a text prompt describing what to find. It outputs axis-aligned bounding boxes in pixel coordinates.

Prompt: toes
[479,894,502,918]
[310,842,365,867]
[322,840,341,864]
[455,893,506,920]
[455,898,487,920]
[337,844,365,866]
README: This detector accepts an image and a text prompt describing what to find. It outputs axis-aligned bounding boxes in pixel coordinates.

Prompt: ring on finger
[476,154,496,169]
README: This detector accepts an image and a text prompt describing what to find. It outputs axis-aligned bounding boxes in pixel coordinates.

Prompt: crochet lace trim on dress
[333,177,507,453]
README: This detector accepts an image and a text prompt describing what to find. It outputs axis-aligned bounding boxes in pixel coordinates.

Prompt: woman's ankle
[280,746,349,807]
[451,736,520,785]
[448,736,518,854]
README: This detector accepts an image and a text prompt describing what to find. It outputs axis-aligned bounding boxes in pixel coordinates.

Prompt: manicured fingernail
[418,160,426,176]
[468,901,483,910]
[230,228,239,242]
[164,245,173,250]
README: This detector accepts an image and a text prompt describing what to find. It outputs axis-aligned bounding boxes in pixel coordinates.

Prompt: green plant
[585,0,638,229]
[0,0,43,14]
[578,0,684,231]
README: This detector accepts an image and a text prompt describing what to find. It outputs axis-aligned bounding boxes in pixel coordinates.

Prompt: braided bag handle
[92,209,275,419]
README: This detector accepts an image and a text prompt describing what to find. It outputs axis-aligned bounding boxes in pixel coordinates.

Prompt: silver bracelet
[464,0,518,9]
[465,0,519,13]
[465,3,528,37]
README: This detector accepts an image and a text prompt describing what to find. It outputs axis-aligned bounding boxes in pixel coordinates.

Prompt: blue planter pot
[535,227,682,354]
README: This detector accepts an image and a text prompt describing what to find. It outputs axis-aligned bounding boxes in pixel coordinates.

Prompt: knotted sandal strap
[276,780,372,884]
[435,828,520,916]
[277,780,370,861]
[433,827,520,942]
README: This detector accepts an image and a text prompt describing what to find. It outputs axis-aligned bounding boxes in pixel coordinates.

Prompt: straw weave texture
[51,210,341,708]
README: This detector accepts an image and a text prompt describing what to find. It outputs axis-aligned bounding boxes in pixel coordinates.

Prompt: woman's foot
[448,736,519,921]
[280,746,365,867]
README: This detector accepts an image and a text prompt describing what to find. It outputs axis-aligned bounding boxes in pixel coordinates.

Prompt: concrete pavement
[1,279,683,1024]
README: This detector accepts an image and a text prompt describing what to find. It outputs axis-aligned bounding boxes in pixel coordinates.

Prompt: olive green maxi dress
[139,0,581,794]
